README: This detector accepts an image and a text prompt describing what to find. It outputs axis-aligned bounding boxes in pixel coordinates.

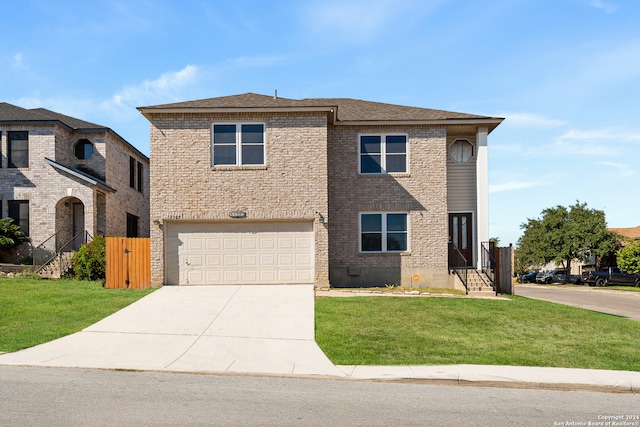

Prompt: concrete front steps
[466,269,496,297]
[38,252,74,279]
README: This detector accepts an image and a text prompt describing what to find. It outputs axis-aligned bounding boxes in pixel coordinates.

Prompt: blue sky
[3,0,639,245]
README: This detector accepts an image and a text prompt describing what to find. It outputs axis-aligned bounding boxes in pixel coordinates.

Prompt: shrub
[69,235,106,281]
[617,240,640,275]
[0,218,30,260]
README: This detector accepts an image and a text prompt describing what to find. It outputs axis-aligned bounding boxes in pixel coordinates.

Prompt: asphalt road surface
[1,366,638,426]
[516,285,640,320]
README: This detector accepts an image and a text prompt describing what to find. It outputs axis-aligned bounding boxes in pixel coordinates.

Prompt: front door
[72,203,85,250]
[449,213,473,267]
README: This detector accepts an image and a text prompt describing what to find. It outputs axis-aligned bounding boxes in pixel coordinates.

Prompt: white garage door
[165,222,314,285]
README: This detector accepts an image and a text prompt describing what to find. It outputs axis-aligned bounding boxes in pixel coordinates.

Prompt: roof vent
[274,89,278,99]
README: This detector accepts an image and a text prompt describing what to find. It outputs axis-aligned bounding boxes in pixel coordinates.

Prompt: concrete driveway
[516,284,640,320]
[0,285,345,377]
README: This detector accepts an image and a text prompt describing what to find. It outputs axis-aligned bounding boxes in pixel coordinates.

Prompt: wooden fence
[105,237,151,289]
[494,245,514,295]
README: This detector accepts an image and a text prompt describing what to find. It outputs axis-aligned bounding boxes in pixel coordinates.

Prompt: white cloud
[11,53,24,69]
[102,64,201,115]
[588,0,617,13]
[559,128,640,144]
[597,161,635,176]
[489,180,548,193]
[500,112,566,128]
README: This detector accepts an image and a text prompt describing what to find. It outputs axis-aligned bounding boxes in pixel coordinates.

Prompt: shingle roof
[138,92,503,123]
[0,102,104,129]
[0,102,148,160]
[610,226,640,241]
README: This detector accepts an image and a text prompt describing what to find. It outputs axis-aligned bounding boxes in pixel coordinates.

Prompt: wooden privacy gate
[105,237,151,289]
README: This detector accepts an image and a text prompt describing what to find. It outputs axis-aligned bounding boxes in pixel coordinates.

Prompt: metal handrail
[32,230,64,266]
[448,241,469,295]
[481,241,497,295]
[36,230,93,275]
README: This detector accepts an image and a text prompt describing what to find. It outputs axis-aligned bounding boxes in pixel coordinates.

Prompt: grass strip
[315,296,640,371]
[0,278,154,352]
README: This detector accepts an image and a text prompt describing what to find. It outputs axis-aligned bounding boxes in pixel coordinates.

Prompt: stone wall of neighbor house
[104,132,150,237]
[147,112,329,287]
[0,124,96,258]
[327,125,450,288]
[0,123,149,264]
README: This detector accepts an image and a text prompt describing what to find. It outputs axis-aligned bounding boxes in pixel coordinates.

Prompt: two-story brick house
[0,102,149,263]
[139,93,502,288]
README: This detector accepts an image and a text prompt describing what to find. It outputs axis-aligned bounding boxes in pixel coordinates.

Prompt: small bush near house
[69,235,106,281]
[0,218,30,261]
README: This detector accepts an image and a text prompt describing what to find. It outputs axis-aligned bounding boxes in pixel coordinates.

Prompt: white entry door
[165,221,314,285]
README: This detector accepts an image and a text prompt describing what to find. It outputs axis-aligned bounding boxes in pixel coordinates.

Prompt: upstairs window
[212,123,265,166]
[359,134,407,174]
[8,131,29,168]
[137,161,143,192]
[74,139,94,159]
[360,213,408,253]
[129,156,143,192]
[129,157,136,188]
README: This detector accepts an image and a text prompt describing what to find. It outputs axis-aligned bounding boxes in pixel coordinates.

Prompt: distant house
[138,93,503,288]
[0,103,149,264]
[610,226,640,245]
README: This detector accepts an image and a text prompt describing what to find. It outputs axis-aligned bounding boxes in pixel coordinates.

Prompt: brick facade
[140,93,502,289]
[328,125,450,287]
[148,112,329,287]
[0,111,149,263]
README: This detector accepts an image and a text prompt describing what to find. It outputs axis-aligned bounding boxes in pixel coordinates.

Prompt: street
[516,285,640,320]
[1,366,637,426]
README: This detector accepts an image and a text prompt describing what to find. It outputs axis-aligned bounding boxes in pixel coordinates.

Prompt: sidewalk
[337,364,640,393]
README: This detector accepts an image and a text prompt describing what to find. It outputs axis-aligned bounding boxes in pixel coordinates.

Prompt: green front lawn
[315,296,640,371]
[0,278,154,352]
[2,278,639,372]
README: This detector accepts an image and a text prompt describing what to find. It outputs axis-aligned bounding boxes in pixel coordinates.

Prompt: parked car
[517,271,537,283]
[581,267,640,287]
[534,269,580,284]
[559,272,582,284]
[536,269,565,284]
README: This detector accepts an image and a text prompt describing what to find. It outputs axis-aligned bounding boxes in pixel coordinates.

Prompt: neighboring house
[610,226,640,245]
[138,93,503,288]
[0,103,149,264]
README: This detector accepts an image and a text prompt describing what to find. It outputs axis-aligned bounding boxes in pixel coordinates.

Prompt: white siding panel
[447,159,477,212]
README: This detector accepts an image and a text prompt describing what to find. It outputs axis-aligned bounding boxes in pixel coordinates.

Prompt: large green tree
[516,201,619,274]
[617,240,640,274]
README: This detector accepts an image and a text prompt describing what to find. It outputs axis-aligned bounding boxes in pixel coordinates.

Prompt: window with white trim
[360,213,408,252]
[212,123,265,166]
[359,134,407,174]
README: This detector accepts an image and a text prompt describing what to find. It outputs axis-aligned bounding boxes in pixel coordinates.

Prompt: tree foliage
[516,201,619,273]
[617,240,640,274]
[0,218,30,259]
